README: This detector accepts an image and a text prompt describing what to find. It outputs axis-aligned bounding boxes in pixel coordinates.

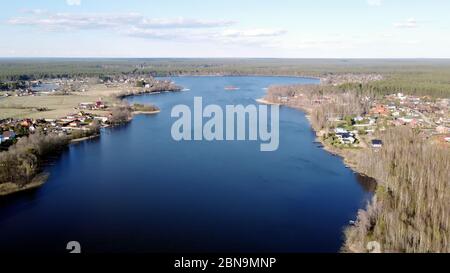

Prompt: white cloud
[394,18,419,28]
[8,11,286,47]
[8,13,141,30]
[367,0,382,6]
[141,18,234,29]
[125,27,286,45]
[124,27,184,40]
[66,0,81,6]
[8,12,233,31]
[221,29,286,38]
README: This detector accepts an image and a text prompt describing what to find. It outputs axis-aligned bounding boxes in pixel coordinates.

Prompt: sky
[0,0,449,58]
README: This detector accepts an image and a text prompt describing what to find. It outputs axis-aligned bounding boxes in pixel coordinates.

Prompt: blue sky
[1,0,449,58]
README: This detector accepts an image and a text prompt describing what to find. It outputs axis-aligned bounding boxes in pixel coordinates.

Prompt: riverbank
[257,95,370,175]
[132,110,161,115]
[0,102,164,197]
[260,84,450,253]
[258,95,374,252]
[255,98,280,105]
[0,173,49,196]
[70,134,101,144]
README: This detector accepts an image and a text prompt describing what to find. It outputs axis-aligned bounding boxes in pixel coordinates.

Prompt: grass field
[0,84,129,119]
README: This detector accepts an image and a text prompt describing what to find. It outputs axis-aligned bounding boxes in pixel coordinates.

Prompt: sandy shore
[255,98,280,105]
[132,110,161,115]
[70,134,101,144]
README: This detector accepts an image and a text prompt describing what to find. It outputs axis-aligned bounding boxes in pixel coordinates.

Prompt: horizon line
[1,57,450,60]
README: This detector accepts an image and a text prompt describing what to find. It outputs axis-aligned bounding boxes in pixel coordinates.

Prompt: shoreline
[0,173,49,197]
[260,96,377,253]
[166,74,322,81]
[1,94,164,197]
[70,134,101,144]
[132,110,161,115]
[255,98,281,105]
[116,88,182,99]
[260,97,369,176]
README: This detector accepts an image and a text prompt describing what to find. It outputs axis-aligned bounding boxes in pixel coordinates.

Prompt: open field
[0,84,128,119]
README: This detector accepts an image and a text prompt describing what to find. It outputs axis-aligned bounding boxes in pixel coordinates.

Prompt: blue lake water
[31,83,59,92]
[0,76,373,253]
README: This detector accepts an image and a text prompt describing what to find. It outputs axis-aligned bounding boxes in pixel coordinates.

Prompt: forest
[1,58,450,97]
[344,127,449,253]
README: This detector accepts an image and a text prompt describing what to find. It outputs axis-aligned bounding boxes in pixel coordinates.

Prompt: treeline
[343,127,450,253]
[1,59,450,98]
[266,84,369,130]
[109,105,132,125]
[0,81,27,90]
[0,123,101,188]
[0,59,137,81]
[0,133,69,187]
[341,75,450,98]
[131,104,160,112]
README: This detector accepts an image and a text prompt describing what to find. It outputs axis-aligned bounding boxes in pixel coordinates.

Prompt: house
[335,128,348,134]
[387,104,397,111]
[397,93,406,100]
[2,131,16,141]
[371,105,389,115]
[69,120,81,128]
[280,96,289,103]
[341,135,356,144]
[436,126,450,134]
[95,100,106,109]
[94,116,108,123]
[21,119,33,127]
[371,139,383,148]
[398,117,414,124]
[79,102,95,110]
[335,130,356,144]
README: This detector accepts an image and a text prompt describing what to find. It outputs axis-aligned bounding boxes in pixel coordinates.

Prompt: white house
[335,128,348,134]
[342,136,356,144]
[94,116,109,123]
[371,139,383,148]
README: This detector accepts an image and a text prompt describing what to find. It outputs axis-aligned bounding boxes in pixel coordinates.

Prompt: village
[0,75,177,98]
[0,99,111,149]
[0,75,180,149]
[268,89,450,150]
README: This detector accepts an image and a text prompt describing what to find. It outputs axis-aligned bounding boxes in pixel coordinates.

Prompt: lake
[31,82,59,92]
[0,76,372,253]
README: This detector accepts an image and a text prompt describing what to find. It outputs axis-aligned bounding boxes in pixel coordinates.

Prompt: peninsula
[0,75,181,196]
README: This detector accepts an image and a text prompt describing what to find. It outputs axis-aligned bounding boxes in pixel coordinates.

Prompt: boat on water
[224,86,240,91]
